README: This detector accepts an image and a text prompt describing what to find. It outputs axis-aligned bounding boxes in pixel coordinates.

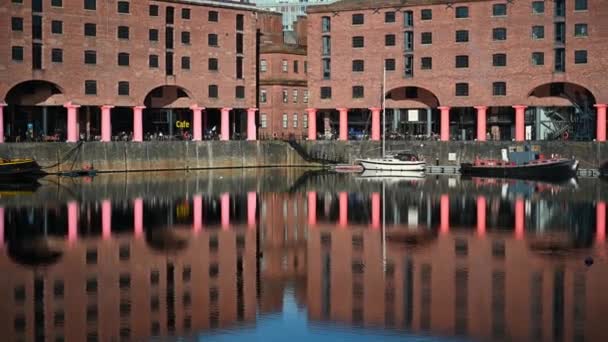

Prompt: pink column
[595,104,607,142]
[512,105,527,142]
[133,106,145,142]
[101,105,114,142]
[221,193,230,229]
[102,200,112,240]
[190,105,204,141]
[247,192,257,227]
[247,108,258,141]
[68,201,78,244]
[440,194,449,234]
[134,198,143,238]
[193,195,203,234]
[220,108,232,141]
[369,107,381,141]
[0,207,4,248]
[597,202,605,245]
[337,108,348,141]
[307,192,317,226]
[477,196,486,237]
[338,192,348,228]
[0,103,6,143]
[307,108,317,141]
[371,192,380,229]
[515,198,525,240]
[64,102,81,143]
[474,106,487,142]
[438,106,450,141]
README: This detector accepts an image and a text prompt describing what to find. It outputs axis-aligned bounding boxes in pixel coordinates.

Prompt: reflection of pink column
[133,106,145,142]
[247,192,257,227]
[371,192,380,229]
[439,106,450,141]
[64,102,81,143]
[596,104,607,142]
[597,202,605,245]
[515,198,525,240]
[68,201,78,244]
[221,193,230,229]
[440,195,449,234]
[0,207,4,248]
[307,108,317,140]
[221,108,231,141]
[477,196,486,237]
[191,105,204,141]
[474,106,487,141]
[369,107,381,141]
[134,198,143,238]
[307,192,317,226]
[102,200,112,240]
[101,105,114,142]
[193,195,203,234]
[512,105,527,142]
[247,108,258,141]
[0,103,6,143]
[337,108,348,141]
[338,192,348,228]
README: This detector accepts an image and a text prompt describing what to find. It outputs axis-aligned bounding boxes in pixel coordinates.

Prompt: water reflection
[0,172,607,341]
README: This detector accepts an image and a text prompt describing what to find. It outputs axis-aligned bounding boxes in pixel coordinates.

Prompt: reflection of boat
[386,229,437,247]
[0,179,42,196]
[0,158,45,179]
[358,152,426,172]
[358,169,425,180]
[527,232,590,256]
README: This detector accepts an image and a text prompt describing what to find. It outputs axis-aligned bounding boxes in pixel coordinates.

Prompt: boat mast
[382,64,386,159]
[381,180,386,272]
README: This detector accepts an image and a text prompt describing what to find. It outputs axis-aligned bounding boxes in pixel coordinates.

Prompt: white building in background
[253,0,336,30]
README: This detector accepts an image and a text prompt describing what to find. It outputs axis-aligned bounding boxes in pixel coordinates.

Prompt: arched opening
[384,86,440,139]
[142,85,195,140]
[4,80,67,142]
[528,82,596,141]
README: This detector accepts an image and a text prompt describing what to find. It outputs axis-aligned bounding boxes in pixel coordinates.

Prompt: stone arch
[528,81,596,105]
[385,86,440,108]
[5,80,66,106]
[143,85,194,108]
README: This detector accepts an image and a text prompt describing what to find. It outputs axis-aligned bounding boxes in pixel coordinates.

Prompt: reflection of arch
[143,85,193,108]
[7,238,64,268]
[528,82,596,105]
[385,86,440,108]
[145,227,190,254]
[5,80,66,106]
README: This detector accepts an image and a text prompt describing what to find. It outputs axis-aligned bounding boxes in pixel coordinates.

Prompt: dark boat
[0,158,45,179]
[460,147,578,181]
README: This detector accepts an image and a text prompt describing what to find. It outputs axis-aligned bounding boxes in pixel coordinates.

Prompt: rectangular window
[181,56,190,70]
[531,52,544,66]
[574,24,588,37]
[493,4,507,16]
[149,54,159,68]
[555,0,566,16]
[352,60,364,72]
[51,48,63,63]
[322,16,331,32]
[574,50,587,64]
[455,83,469,96]
[352,86,364,99]
[182,8,190,20]
[352,36,364,48]
[167,27,174,49]
[208,33,218,47]
[260,89,267,103]
[385,58,395,71]
[236,56,243,79]
[575,0,587,11]
[51,0,62,6]
[237,14,244,31]
[421,9,432,20]
[208,11,218,22]
[51,20,63,34]
[555,22,566,43]
[11,46,23,61]
[421,57,432,70]
[149,5,158,16]
[209,85,218,98]
[493,53,507,66]
[118,81,129,96]
[84,50,96,64]
[260,59,267,72]
[303,90,309,103]
[421,32,432,44]
[385,34,396,46]
[118,53,129,66]
[282,90,288,103]
[33,43,42,69]
[235,86,245,99]
[282,114,288,128]
[282,60,288,72]
[404,54,413,77]
[32,15,41,39]
[303,114,308,129]
[293,90,298,103]
[555,48,565,72]
[209,58,218,71]
[149,29,158,41]
[404,10,414,27]
[493,28,507,41]
[455,55,469,68]
[236,33,243,54]
[85,80,97,95]
[293,113,298,128]
[385,11,395,23]
[532,1,544,14]
[304,61,308,73]
[260,114,267,128]
[322,36,331,55]
[84,23,96,36]
[118,26,129,39]
[352,14,364,25]
[11,17,23,31]
[456,30,469,42]
[166,6,174,24]
[294,60,299,73]
[532,26,544,39]
[117,1,129,14]
[84,0,96,10]
[181,31,190,44]
[322,58,331,79]
[455,6,469,18]
[493,82,506,96]
[404,31,414,51]
[166,52,173,75]
[320,87,332,99]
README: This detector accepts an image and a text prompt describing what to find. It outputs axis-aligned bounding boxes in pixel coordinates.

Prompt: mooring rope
[39,141,84,170]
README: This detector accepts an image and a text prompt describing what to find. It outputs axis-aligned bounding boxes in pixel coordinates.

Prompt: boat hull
[359,159,426,172]
[0,159,45,179]
[460,159,578,181]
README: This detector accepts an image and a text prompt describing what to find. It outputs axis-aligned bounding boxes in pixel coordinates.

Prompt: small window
[11,17,23,31]
[322,16,331,32]
[84,50,96,64]
[493,27,507,41]
[208,10,219,22]
[492,53,507,67]
[235,86,245,99]
[352,13,364,25]
[385,11,395,23]
[385,34,396,46]
[293,113,298,128]
[294,60,299,73]
[303,114,308,129]
[236,14,244,31]
[455,83,469,96]
[84,0,96,10]
[117,26,129,39]
[421,9,432,20]
[149,4,158,16]
[282,59,288,72]
[181,31,190,44]
[51,48,63,63]
[303,90,309,103]
[532,1,544,14]
[149,29,158,41]
[260,89,266,103]
[11,46,23,61]
[404,10,414,27]
[282,89,288,103]
[182,8,190,19]
[86,249,97,264]
[51,20,63,34]
[54,280,64,297]
[493,82,506,96]
[352,86,364,99]
[455,6,469,18]
[118,52,129,66]
[181,56,190,70]
[51,0,62,7]
[352,60,364,72]
[455,55,469,68]
[322,58,331,79]
[456,30,469,42]
[574,50,587,64]
[209,84,218,98]
[421,32,432,44]
[260,114,267,128]
[149,54,159,68]
[385,58,395,71]
[304,61,308,73]
[493,4,507,16]
[209,58,218,71]
[118,81,129,96]
[532,26,544,39]
[320,87,332,99]
[85,80,97,95]
[531,52,544,66]
[574,24,588,37]
[293,89,298,102]
[575,0,587,11]
[84,23,96,36]
[117,1,129,14]
[208,33,218,46]
[421,57,432,70]
[352,36,364,48]
[282,113,288,128]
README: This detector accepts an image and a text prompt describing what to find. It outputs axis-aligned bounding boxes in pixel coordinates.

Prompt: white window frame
[282,89,288,103]
[282,113,288,128]
[292,89,298,103]
[260,89,267,103]
[260,59,267,72]
[303,90,309,103]
[303,113,308,129]
[260,113,267,128]
[293,113,298,128]
[282,59,288,72]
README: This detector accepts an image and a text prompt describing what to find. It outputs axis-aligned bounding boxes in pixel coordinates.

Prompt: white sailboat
[358,65,426,172]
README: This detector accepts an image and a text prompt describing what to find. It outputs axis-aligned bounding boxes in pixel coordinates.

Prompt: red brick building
[0,0,261,143]
[306,0,608,142]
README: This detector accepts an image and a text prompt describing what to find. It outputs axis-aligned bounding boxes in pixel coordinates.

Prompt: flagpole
[382,64,386,159]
